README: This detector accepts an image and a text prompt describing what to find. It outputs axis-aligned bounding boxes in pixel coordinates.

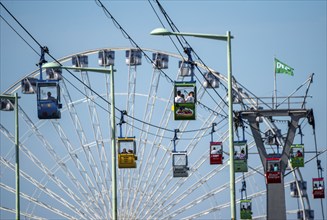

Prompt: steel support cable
[0,182,76,219]
[0,157,87,219]
[0,124,98,219]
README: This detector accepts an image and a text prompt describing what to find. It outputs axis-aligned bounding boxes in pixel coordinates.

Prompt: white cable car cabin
[125,49,142,66]
[72,55,88,71]
[203,71,219,88]
[234,140,248,172]
[117,137,137,169]
[152,52,168,69]
[98,50,115,66]
[265,156,282,184]
[290,144,304,168]
[210,141,223,165]
[0,98,14,111]
[172,151,189,177]
[21,77,37,94]
[290,181,307,198]
[240,199,252,219]
[312,177,325,199]
[37,81,62,119]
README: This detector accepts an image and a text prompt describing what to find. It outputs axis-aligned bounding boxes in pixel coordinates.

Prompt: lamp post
[42,62,118,220]
[0,93,20,219]
[150,28,236,219]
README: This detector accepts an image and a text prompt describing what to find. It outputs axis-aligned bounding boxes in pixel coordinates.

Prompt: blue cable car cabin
[210,141,223,165]
[21,77,37,94]
[234,140,248,172]
[172,151,189,177]
[240,199,252,219]
[117,137,137,169]
[312,177,325,199]
[203,71,220,88]
[98,50,115,66]
[152,52,169,69]
[125,49,142,66]
[37,81,62,119]
[290,144,304,168]
[174,82,196,120]
[0,98,14,111]
[290,181,307,198]
[265,157,282,184]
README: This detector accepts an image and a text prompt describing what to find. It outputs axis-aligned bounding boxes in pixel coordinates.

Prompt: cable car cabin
[290,181,307,198]
[297,209,314,220]
[37,81,62,119]
[172,151,189,177]
[0,98,14,111]
[240,199,252,219]
[152,53,169,69]
[178,60,192,77]
[265,157,282,184]
[46,67,62,80]
[117,137,137,169]
[125,49,142,66]
[203,72,220,88]
[21,77,37,94]
[290,144,304,168]
[210,141,223,165]
[312,178,325,199]
[72,55,88,71]
[98,50,115,66]
[234,140,248,172]
[174,82,196,120]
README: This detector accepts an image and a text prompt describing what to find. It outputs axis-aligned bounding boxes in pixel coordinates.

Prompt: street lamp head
[42,62,61,69]
[150,27,172,36]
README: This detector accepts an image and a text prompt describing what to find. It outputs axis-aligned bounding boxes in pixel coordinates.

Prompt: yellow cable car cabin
[117,137,137,169]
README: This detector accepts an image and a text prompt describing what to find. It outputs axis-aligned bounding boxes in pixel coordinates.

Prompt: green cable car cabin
[240,199,252,219]
[117,137,137,169]
[173,81,196,120]
[234,140,248,172]
[290,144,304,168]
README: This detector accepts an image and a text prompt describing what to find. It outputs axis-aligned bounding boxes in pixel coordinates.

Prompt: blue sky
[1,1,326,219]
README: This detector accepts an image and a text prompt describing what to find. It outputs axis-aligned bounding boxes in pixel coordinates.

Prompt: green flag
[275,58,294,76]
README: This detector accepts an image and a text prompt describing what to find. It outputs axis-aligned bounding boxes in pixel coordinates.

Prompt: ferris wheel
[0,47,321,219]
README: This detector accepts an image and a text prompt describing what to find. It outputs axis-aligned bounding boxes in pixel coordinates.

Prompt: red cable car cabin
[210,141,223,165]
[265,157,282,184]
[312,178,325,199]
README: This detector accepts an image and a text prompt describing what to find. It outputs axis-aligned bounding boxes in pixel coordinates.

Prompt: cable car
[72,55,88,71]
[126,49,142,66]
[21,77,37,94]
[297,209,314,220]
[178,60,192,77]
[210,141,223,165]
[37,81,62,119]
[172,151,189,177]
[240,199,252,219]
[312,177,325,199]
[234,140,248,172]
[152,52,168,69]
[174,81,196,120]
[98,50,115,66]
[290,181,307,197]
[0,98,14,111]
[290,144,304,168]
[203,71,219,88]
[265,157,282,184]
[117,137,137,169]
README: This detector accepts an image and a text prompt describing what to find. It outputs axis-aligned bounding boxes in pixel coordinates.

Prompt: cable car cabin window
[21,77,37,94]
[265,157,282,184]
[290,181,307,198]
[37,82,62,119]
[152,53,169,69]
[172,151,189,178]
[98,50,115,66]
[203,72,219,88]
[72,55,88,70]
[117,137,137,169]
[240,199,252,220]
[46,67,62,80]
[210,141,223,165]
[125,49,142,66]
[174,82,196,120]
[234,140,248,172]
[178,61,192,77]
[290,144,304,168]
[0,98,14,111]
[312,178,325,199]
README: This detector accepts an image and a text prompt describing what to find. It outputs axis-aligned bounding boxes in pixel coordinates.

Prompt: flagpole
[274,58,277,109]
